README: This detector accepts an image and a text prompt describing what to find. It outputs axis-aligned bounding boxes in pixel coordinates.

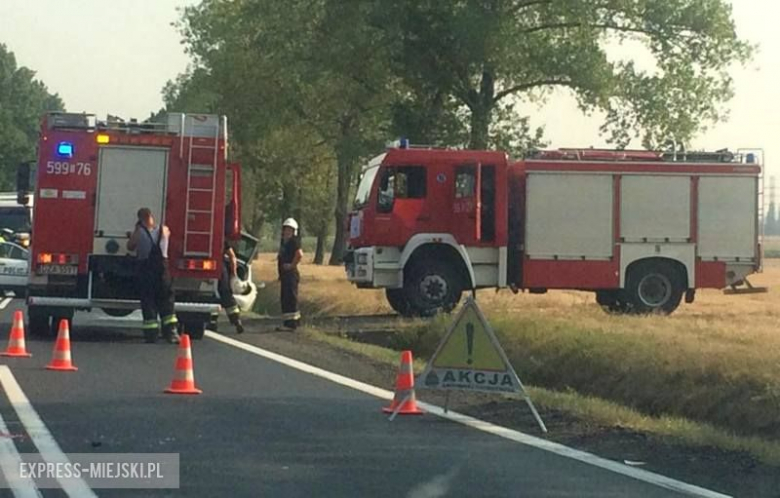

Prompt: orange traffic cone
[383,350,423,416]
[46,319,77,371]
[1,310,31,358]
[165,334,202,395]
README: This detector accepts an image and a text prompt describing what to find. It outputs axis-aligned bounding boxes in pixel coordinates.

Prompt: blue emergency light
[56,141,74,158]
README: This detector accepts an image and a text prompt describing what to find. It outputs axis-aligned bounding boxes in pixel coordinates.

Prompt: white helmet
[282,217,299,234]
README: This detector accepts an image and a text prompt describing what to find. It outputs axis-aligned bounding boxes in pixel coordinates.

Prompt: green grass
[302,328,780,466]
[250,256,780,449]
[387,312,780,440]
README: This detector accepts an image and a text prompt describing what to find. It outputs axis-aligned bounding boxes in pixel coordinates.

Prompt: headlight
[356,253,368,265]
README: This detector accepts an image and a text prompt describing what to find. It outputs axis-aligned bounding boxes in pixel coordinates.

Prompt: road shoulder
[220,326,780,498]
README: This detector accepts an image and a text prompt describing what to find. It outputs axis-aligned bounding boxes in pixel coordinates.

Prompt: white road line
[206,331,732,498]
[0,402,41,497]
[0,298,13,310]
[0,366,98,498]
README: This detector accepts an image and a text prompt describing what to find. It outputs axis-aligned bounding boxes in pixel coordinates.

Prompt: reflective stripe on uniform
[142,320,160,330]
[282,311,301,320]
[162,315,178,326]
[227,306,240,316]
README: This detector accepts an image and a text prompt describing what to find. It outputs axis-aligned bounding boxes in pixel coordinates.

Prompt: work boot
[164,327,181,345]
[235,320,245,334]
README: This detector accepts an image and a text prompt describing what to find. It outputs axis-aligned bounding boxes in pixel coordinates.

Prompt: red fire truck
[345,144,763,316]
[17,112,254,338]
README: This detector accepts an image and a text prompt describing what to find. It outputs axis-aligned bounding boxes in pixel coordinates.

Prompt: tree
[0,44,64,188]
[382,0,752,150]
[176,0,396,264]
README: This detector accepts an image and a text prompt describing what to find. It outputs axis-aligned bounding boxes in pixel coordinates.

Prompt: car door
[233,232,259,283]
[0,243,28,290]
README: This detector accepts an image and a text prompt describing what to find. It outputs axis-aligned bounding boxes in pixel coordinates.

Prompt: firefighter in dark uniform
[277,218,302,331]
[217,240,245,334]
[127,208,180,344]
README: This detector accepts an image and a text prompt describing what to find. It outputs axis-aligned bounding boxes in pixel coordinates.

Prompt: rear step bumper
[27,297,220,314]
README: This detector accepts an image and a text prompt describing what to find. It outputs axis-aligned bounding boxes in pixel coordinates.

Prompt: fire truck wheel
[594,290,630,314]
[49,314,73,339]
[180,321,206,340]
[624,262,684,315]
[102,308,134,318]
[28,307,53,338]
[403,259,463,317]
[385,289,413,317]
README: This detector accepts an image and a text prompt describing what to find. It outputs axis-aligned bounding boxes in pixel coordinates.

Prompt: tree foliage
[383,0,752,149]
[171,0,396,263]
[166,0,751,261]
[0,44,64,188]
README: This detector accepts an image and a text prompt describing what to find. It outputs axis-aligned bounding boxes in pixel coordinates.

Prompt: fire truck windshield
[354,164,379,208]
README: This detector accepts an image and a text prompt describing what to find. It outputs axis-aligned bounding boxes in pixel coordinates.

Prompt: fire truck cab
[346,144,763,317]
[18,112,254,338]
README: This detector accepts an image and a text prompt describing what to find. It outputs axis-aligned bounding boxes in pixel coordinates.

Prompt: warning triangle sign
[417,297,547,432]
[418,297,525,395]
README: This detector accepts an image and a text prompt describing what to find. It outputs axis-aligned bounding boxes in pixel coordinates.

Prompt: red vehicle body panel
[350,147,760,293]
[33,125,228,282]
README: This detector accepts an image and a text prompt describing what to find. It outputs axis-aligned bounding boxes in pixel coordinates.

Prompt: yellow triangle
[431,302,506,371]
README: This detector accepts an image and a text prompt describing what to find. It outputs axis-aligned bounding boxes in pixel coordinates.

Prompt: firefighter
[277,218,303,331]
[127,208,180,344]
[217,240,245,334]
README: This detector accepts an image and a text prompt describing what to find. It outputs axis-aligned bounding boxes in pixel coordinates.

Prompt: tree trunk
[468,69,495,150]
[313,226,327,265]
[328,156,352,265]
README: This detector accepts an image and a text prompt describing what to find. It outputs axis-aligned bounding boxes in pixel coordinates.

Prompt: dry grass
[304,328,780,466]
[764,236,780,256]
[252,254,780,439]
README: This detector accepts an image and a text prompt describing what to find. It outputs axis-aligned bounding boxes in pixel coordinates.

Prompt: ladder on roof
[183,115,221,257]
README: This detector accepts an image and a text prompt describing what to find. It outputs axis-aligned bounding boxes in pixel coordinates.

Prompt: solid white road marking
[0,402,41,497]
[0,298,13,310]
[0,366,98,498]
[206,331,731,498]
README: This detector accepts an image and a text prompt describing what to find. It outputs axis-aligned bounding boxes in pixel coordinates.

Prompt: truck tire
[49,314,73,338]
[178,312,209,340]
[183,321,206,340]
[624,261,684,315]
[595,290,630,314]
[385,288,412,317]
[102,308,134,318]
[403,258,463,317]
[28,307,52,338]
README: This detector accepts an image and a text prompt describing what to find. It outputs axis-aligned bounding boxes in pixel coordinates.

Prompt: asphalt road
[0,297,723,497]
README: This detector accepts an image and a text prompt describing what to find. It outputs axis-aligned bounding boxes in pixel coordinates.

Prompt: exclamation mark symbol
[466,323,474,365]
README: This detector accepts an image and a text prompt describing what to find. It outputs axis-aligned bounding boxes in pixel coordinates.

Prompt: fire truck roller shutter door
[94,147,168,255]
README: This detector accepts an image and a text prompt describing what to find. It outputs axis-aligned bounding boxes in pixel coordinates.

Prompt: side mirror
[16,162,32,206]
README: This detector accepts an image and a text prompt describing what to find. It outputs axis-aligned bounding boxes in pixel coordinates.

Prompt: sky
[0,0,777,175]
